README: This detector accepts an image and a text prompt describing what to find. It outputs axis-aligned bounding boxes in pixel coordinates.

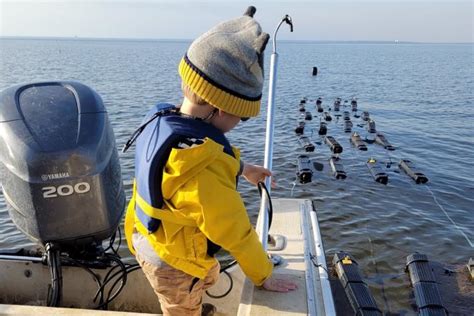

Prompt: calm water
[0,39,473,313]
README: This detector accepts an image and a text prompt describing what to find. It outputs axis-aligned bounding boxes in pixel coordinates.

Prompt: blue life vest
[134,103,235,239]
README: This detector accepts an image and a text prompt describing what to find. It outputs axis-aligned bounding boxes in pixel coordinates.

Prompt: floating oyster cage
[293,96,428,185]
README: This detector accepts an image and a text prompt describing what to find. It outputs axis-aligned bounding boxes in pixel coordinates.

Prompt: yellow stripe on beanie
[179,57,261,118]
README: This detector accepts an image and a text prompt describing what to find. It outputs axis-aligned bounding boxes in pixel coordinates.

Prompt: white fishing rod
[256,14,293,250]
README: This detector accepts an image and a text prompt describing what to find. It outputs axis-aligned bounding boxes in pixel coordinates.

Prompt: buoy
[325,136,343,154]
[295,121,305,135]
[366,158,388,184]
[350,132,367,151]
[312,67,318,76]
[333,252,382,315]
[405,253,447,315]
[343,111,351,121]
[317,103,323,113]
[318,122,327,135]
[399,159,428,184]
[351,98,358,111]
[375,133,395,151]
[304,111,312,121]
[329,157,346,179]
[367,119,376,133]
[361,111,370,121]
[297,155,313,184]
[333,98,341,112]
[298,136,315,152]
[344,120,353,133]
[323,112,332,121]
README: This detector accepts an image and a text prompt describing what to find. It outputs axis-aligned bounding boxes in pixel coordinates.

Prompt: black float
[366,158,388,185]
[298,136,315,152]
[319,122,328,135]
[361,111,370,121]
[350,132,368,151]
[333,252,382,316]
[344,120,353,133]
[297,155,313,184]
[324,112,332,121]
[375,133,395,151]
[333,98,341,112]
[367,119,376,133]
[295,121,305,135]
[343,111,351,121]
[399,159,428,184]
[405,253,448,316]
[351,98,358,111]
[325,136,343,154]
[329,157,346,179]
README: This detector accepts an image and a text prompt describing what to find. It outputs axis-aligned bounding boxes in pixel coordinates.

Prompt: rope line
[426,185,473,248]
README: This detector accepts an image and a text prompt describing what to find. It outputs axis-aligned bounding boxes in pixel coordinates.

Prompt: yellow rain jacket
[125,138,273,285]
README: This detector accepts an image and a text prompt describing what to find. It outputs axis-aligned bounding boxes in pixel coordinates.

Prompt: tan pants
[136,253,220,316]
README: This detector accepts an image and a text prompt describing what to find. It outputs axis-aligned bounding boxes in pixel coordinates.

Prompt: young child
[124,7,297,316]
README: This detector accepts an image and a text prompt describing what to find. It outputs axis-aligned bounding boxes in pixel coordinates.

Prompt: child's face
[212,110,241,133]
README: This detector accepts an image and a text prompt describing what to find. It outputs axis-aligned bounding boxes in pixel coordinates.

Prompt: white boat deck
[237,199,331,316]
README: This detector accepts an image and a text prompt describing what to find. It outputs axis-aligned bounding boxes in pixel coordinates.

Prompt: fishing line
[425,185,473,248]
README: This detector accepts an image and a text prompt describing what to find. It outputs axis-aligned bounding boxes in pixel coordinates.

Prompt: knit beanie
[179,6,269,118]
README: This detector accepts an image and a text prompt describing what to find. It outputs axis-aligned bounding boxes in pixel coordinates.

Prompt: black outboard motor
[0,82,125,249]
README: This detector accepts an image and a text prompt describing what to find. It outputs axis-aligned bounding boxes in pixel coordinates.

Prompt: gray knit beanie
[178,6,269,117]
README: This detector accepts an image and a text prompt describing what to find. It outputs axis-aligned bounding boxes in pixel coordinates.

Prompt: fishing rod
[256,14,293,250]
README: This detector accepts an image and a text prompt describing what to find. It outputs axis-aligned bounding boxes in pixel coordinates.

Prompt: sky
[0,0,472,43]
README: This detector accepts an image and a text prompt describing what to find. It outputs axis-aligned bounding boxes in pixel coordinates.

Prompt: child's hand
[242,163,276,187]
[262,275,298,292]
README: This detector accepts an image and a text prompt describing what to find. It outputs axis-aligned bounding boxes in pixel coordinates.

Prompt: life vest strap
[135,191,197,227]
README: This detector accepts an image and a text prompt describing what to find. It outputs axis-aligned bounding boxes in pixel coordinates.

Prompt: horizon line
[0,35,472,45]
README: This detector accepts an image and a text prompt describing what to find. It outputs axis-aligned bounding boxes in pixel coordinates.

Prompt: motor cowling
[0,81,125,248]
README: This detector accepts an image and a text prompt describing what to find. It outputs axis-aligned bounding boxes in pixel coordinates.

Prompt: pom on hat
[179,7,269,118]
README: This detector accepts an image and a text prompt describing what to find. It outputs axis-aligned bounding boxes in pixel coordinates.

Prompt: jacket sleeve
[183,167,273,286]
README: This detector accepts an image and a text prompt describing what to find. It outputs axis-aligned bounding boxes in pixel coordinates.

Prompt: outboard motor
[0,81,125,249]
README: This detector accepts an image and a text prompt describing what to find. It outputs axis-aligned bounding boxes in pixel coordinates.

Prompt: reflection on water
[0,39,473,313]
